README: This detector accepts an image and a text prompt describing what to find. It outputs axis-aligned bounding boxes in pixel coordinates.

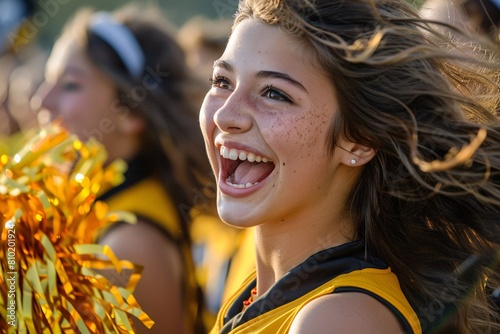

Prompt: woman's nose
[31,81,57,125]
[33,81,57,113]
[213,90,253,134]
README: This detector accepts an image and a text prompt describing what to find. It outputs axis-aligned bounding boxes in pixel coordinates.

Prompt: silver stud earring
[350,159,357,165]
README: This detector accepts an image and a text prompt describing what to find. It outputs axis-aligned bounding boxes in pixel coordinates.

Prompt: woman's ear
[347,143,376,166]
[336,138,376,167]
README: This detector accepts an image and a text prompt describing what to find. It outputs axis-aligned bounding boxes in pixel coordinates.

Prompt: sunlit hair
[235,0,500,332]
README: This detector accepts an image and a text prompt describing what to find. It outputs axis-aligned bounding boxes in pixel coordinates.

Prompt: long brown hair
[235,0,500,332]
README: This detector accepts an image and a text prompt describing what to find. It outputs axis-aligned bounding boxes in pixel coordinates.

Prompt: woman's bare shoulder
[98,219,182,273]
[289,292,404,334]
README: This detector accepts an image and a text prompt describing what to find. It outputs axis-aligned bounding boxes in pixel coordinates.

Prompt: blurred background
[3,0,427,62]
[0,0,242,136]
[26,0,240,49]
[0,0,426,137]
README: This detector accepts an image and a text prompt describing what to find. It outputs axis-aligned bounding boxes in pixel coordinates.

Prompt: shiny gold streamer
[0,123,153,333]
[413,128,488,172]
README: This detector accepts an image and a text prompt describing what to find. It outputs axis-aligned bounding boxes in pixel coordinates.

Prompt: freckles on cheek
[295,108,332,160]
[295,115,320,157]
[260,114,284,141]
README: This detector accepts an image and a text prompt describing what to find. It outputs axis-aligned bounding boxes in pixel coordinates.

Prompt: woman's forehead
[45,39,83,81]
[222,20,317,72]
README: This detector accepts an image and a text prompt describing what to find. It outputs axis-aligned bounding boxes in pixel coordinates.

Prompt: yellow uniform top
[211,241,421,334]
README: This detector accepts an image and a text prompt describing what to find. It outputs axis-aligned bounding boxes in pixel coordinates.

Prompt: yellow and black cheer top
[211,240,422,334]
[97,157,205,334]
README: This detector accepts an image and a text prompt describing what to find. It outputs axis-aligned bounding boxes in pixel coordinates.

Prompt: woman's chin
[217,203,257,229]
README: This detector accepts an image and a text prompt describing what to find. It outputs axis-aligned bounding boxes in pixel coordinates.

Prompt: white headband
[490,0,500,10]
[89,12,145,78]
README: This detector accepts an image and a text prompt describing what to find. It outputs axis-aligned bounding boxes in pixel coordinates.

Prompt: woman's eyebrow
[213,59,308,93]
[63,67,86,76]
[213,59,232,71]
[256,70,308,93]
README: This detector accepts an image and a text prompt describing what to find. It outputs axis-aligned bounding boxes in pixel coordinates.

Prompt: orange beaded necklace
[242,287,258,311]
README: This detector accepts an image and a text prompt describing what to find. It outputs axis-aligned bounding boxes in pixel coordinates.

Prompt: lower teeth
[226,179,259,188]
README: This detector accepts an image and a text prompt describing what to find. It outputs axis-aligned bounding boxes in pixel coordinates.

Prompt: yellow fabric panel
[211,268,422,334]
[191,216,257,329]
[103,177,180,238]
[332,268,422,333]
[222,228,256,303]
[191,214,240,327]
[210,272,257,334]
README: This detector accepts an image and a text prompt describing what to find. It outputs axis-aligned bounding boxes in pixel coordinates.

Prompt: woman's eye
[263,85,292,103]
[209,76,231,90]
[61,82,81,91]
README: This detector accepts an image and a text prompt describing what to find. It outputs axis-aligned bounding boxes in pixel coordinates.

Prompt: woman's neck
[254,211,355,296]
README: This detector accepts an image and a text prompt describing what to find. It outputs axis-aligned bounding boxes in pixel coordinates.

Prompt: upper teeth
[220,146,271,163]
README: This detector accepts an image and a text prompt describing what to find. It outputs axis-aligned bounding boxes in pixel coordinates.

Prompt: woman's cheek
[204,96,228,136]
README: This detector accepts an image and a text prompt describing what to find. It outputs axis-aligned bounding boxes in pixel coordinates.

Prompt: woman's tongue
[232,161,274,185]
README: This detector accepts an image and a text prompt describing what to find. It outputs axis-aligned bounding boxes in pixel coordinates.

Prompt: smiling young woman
[200,0,500,333]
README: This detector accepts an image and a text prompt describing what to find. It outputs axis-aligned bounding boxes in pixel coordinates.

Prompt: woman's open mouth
[219,145,275,190]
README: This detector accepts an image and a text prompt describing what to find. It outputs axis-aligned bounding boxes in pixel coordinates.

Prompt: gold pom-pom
[0,124,153,333]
